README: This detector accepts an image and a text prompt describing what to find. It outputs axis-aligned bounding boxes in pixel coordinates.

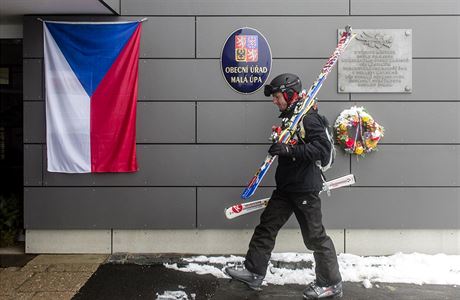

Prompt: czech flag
[43,21,142,173]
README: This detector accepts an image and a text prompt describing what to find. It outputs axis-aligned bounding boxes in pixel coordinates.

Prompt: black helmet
[264,73,302,102]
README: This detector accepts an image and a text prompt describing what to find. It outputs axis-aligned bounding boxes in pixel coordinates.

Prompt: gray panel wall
[24,187,196,229]
[197,16,460,58]
[198,187,460,229]
[101,0,120,15]
[351,0,460,15]
[122,0,349,16]
[23,0,460,230]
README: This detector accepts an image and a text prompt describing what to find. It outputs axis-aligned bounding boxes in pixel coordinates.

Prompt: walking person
[225,73,343,299]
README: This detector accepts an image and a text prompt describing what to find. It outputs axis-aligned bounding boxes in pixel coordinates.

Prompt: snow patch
[270,252,314,263]
[155,286,196,300]
[165,263,229,279]
[338,252,460,285]
[156,290,188,300]
[362,279,373,289]
[164,252,460,286]
[183,255,243,265]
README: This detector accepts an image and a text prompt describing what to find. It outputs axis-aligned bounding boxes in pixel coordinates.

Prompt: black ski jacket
[275,107,331,192]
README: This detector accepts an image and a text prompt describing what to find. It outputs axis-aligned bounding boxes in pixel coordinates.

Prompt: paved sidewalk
[2,254,460,299]
[0,254,107,300]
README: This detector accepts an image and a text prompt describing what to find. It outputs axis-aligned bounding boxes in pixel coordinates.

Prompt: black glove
[268,143,292,157]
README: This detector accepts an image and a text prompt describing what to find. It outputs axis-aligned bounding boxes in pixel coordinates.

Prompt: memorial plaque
[338,29,412,93]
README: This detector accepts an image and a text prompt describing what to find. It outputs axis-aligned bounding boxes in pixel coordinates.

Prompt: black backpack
[318,114,335,172]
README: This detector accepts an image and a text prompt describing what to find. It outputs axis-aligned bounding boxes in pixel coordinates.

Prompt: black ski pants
[244,189,342,286]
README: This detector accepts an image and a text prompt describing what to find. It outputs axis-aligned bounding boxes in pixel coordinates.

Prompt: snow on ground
[156,290,189,300]
[156,288,197,300]
[164,252,460,287]
[166,262,228,279]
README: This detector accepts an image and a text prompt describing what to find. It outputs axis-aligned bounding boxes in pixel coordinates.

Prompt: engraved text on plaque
[338,29,412,93]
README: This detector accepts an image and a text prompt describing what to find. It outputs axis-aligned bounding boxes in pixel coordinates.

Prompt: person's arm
[269,113,330,162]
[291,114,330,162]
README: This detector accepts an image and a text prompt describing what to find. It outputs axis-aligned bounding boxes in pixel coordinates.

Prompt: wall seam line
[195,188,198,229]
[23,57,460,60]
[41,144,44,186]
[22,186,460,188]
[194,16,197,59]
[195,102,198,143]
[111,228,113,254]
[112,14,460,17]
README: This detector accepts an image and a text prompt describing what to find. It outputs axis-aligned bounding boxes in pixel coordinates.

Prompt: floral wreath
[334,106,384,156]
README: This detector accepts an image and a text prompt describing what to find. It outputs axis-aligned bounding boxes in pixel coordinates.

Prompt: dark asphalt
[0,254,36,268]
[72,263,460,300]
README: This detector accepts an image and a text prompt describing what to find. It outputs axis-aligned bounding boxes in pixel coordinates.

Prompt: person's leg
[244,190,294,276]
[291,192,341,286]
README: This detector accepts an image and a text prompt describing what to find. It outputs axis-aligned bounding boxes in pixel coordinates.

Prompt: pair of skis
[226,26,357,220]
[226,174,356,219]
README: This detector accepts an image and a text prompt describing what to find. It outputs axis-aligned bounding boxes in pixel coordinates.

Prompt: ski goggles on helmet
[264,84,279,97]
[264,79,301,97]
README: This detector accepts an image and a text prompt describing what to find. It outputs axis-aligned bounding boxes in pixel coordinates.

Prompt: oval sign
[221,27,272,94]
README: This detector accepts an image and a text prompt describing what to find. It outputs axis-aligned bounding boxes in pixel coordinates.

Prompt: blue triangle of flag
[45,22,139,97]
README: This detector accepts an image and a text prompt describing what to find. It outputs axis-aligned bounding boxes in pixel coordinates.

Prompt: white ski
[226,174,355,219]
[225,198,270,220]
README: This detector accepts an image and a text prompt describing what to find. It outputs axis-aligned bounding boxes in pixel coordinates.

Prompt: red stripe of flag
[90,24,141,172]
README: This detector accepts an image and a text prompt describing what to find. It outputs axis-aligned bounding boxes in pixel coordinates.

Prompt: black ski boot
[303,280,343,299]
[224,264,264,291]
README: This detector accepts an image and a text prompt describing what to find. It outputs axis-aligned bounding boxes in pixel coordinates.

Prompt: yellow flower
[366,140,377,149]
[362,115,370,123]
[355,146,364,155]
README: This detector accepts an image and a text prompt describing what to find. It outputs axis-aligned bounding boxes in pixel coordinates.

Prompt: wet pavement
[75,256,460,300]
[2,253,460,300]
